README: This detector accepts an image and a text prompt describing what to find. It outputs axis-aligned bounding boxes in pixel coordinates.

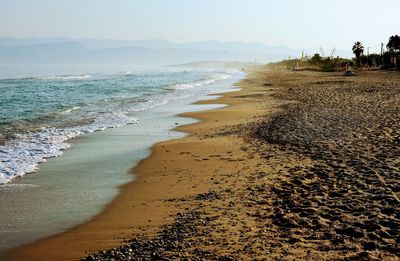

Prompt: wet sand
[5,69,400,260]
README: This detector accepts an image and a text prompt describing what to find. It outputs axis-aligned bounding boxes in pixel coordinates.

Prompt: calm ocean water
[0,67,234,184]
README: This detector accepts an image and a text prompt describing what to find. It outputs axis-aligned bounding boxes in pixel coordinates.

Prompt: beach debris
[343,70,355,76]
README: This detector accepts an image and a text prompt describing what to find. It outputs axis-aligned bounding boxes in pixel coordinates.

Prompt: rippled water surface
[0,67,234,183]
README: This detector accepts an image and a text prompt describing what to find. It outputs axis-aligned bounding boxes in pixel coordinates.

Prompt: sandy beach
[4,69,400,260]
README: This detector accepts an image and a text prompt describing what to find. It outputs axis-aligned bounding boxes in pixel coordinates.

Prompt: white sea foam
[60,106,81,115]
[121,71,134,76]
[0,70,238,185]
[0,112,138,185]
[167,73,231,90]
[37,75,92,80]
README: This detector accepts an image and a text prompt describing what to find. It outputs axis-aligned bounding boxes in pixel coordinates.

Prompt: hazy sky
[1,0,399,51]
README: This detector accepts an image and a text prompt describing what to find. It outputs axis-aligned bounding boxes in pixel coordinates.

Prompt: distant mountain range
[0,37,352,66]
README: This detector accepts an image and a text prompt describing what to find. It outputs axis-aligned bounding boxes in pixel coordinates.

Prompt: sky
[0,0,399,51]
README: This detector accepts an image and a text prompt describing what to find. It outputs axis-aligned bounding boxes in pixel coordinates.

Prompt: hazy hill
[0,37,352,66]
[0,42,89,63]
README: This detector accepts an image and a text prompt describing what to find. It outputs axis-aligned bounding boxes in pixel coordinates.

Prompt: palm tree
[352,42,364,66]
[387,35,400,52]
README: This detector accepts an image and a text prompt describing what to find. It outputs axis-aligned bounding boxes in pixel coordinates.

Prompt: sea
[0,67,240,184]
[0,65,244,252]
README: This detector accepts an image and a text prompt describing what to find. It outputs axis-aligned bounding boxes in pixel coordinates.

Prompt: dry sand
[4,69,400,260]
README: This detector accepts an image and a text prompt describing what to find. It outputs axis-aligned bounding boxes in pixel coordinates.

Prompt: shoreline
[0,94,229,255]
[5,69,399,260]
[2,71,251,260]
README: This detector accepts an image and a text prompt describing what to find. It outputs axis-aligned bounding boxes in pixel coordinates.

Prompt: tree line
[352,35,400,69]
[266,35,400,72]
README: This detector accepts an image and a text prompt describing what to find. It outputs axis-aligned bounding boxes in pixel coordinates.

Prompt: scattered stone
[84,71,400,260]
